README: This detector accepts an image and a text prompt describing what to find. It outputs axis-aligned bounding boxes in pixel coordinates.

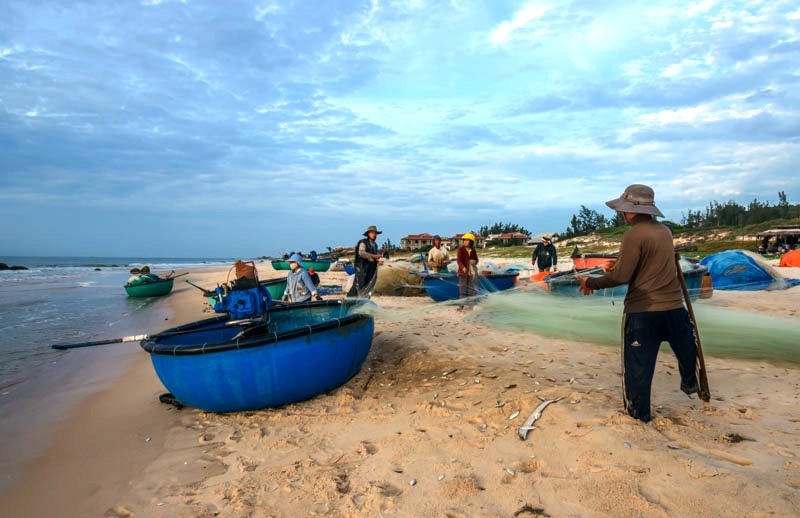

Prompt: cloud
[0,0,797,257]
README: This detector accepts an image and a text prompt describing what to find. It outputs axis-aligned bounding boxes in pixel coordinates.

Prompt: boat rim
[141,299,373,356]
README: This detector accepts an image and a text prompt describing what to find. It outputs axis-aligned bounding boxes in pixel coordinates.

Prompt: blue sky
[2,0,798,258]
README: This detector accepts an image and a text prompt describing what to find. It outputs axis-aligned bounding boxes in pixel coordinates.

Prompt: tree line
[561,191,798,238]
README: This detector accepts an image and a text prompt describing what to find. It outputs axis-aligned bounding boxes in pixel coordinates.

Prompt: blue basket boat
[419,271,519,302]
[140,299,375,412]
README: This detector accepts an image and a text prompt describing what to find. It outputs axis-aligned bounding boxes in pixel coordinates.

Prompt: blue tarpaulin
[700,250,799,290]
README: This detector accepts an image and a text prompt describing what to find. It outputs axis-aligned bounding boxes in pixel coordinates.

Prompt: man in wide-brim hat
[347,225,384,297]
[531,235,558,273]
[362,225,383,236]
[577,184,703,423]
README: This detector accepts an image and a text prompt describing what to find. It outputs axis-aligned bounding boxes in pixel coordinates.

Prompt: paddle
[165,272,189,280]
[675,253,711,402]
[51,334,148,350]
[185,279,217,296]
[51,317,261,350]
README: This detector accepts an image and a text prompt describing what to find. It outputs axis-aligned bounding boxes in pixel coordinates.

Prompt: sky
[1,0,799,258]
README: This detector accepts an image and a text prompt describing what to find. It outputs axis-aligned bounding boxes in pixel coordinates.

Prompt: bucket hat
[363,225,383,236]
[605,184,664,217]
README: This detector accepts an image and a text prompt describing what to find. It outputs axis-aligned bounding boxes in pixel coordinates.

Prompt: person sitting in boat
[127,267,142,284]
[283,254,322,303]
[427,235,450,272]
[307,267,321,288]
[127,266,160,286]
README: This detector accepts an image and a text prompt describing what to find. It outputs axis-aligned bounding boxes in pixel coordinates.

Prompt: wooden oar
[185,279,216,296]
[51,334,148,350]
[165,272,189,280]
[675,253,711,402]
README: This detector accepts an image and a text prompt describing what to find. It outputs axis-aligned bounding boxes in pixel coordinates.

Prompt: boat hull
[545,263,707,301]
[124,277,174,297]
[260,277,288,300]
[271,259,333,272]
[141,300,374,412]
[421,272,519,302]
[572,253,618,270]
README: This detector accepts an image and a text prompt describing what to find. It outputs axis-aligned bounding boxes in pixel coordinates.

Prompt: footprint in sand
[361,440,378,455]
[238,456,258,472]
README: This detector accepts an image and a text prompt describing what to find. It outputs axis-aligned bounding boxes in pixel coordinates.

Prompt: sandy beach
[2,260,799,517]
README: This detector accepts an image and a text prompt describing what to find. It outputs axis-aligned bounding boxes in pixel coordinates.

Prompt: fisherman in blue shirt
[282,254,322,303]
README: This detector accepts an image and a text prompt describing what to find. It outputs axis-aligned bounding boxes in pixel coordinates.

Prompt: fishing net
[469,288,800,365]
[373,261,426,297]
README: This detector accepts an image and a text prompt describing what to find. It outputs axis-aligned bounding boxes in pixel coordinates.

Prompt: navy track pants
[621,308,699,422]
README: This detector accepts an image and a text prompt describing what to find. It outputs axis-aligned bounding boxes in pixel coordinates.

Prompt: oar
[166,272,189,279]
[51,321,236,350]
[51,334,149,350]
[675,253,711,402]
[185,279,216,296]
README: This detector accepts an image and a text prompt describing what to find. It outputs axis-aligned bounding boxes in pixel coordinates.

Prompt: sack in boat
[235,260,257,280]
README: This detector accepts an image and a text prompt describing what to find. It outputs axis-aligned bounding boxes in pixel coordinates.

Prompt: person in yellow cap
[577,184,701,423]
[456,232,479,310]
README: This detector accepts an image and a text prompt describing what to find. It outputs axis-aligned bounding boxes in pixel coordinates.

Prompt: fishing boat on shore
[140,299,375,412]
[572,253,618,270]
[198,277,346,308]
[124,267,187,298]
[270,257,335,272]
[124,277,174,297]
[417,271,519,302]
[542,261,708,300]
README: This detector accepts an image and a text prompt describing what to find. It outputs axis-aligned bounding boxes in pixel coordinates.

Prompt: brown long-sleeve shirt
[585,215,683,313]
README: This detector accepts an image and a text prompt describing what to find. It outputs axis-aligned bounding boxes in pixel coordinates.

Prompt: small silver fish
[518,396,563,440]
[509,410,521,420]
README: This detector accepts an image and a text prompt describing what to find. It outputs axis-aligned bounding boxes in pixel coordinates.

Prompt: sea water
[0,256,236,388]
[0,256,234,497]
